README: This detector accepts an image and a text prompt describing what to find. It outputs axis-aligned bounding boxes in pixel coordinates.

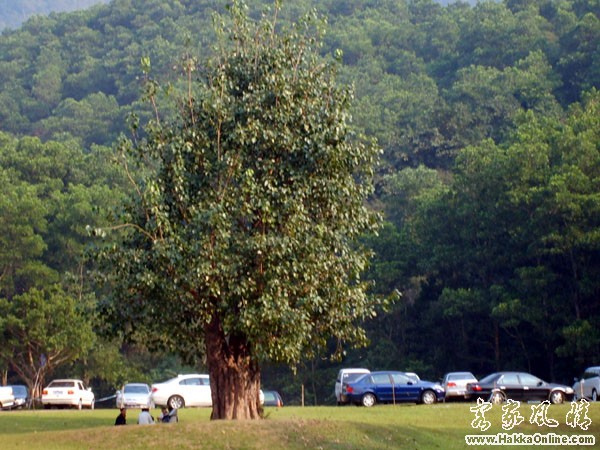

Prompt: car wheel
[361,393,376,407]
[592,390,598,402]
[489,391,505,405]
[168,395,185,409]
[421,390,437,405]
[549,390,565,404]
[550,390,565,404]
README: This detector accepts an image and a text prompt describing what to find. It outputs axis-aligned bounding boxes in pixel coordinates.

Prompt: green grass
[0,402,598,449]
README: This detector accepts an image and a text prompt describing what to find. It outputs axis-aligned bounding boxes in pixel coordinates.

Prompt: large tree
[99,1,379,420]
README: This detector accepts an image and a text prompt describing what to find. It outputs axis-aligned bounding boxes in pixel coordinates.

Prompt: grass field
[0,402,598,449]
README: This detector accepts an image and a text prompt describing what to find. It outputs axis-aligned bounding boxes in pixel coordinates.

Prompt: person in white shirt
[137,407,154,425]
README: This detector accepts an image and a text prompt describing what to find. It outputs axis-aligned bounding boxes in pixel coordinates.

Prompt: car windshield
[447,373,476,381]
[478,373,500,384]
[583,371,599,380]
[345,373,367,383]
[264,392,276,401]
[12,386,27,396]
[48,381,75,388]
[124,385,149,394]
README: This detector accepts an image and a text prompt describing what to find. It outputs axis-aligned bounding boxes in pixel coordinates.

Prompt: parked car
[262,390,283,407]
[344,371,445,407]
[573,366,600,401]
[0,386,15,410]
[442,372,478,401]
[41,379,95,409]
[335,368,370,405]
[116,383,154,409]
[151,374,211,409]
[466,372,574,404]
[9,385,29,409]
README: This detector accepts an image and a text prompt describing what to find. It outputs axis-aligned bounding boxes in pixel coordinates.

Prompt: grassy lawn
[0,402,598,449]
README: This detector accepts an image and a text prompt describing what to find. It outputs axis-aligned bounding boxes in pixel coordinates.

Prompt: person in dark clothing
[115,407,127,425]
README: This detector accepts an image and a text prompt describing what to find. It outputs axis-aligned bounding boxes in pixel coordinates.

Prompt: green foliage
[381,89,600,376]
[0,131,126,391]
[0,285,95,399]
[0,0,598,169]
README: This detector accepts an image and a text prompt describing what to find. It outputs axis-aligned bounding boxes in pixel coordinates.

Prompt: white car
[0,386,15,409]
[573,366,600,401]
[151,374,211,409]
[116,383,154,409]
[41,379,95,409]
[335,368,370,405]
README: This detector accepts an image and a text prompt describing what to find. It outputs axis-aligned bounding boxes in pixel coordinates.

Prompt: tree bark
[205,313,262,420]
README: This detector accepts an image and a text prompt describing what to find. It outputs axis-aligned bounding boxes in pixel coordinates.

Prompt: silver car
[442,371,477,401]
[116,383,154,409]
[573,366,600,401]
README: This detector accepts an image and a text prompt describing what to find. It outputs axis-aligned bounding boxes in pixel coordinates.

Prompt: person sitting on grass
[158,405,178,423]
[115,407,127,426]
[137,407,154,425]
[158,407,169,423]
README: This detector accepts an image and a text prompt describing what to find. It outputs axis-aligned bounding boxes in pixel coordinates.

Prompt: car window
[372,374,391,384]
[12,386,27,396]
[583,371,600,380]
[499,374,519,385]
[49,381,75,388]
[448,372,475,381]
[264,392,275,402]
[125,385,149,394]
[405,373,420,383]
[390,373,410,384]
[182,378,201,386]
[343,373,367,383]
[479,373,500,384]
[78,382,84,390]
[518,374,541,386]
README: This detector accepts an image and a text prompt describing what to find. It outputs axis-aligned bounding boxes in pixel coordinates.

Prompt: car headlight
[565,387,574,394]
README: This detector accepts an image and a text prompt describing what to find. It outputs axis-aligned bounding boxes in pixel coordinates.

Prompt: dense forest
[0,0,110,30]
[0,0,598,405]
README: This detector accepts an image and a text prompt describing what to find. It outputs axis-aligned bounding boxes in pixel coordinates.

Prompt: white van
[335,368,370,405]
[573,366,600,401]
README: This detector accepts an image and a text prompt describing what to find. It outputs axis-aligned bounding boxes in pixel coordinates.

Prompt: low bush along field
[0,403,598,449]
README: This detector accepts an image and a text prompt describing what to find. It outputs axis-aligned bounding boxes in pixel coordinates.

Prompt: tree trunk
[205,313,262,420]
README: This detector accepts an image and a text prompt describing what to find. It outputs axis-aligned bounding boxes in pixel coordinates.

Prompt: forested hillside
[0,0,598,404]
[0,0,109,30]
